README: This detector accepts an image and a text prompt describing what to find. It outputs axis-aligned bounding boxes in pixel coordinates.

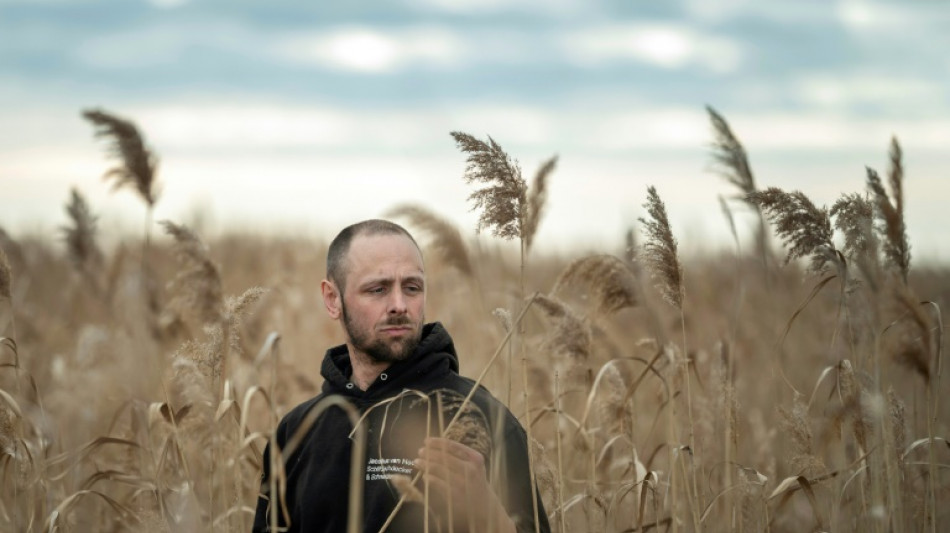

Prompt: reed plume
[450,132,527,240]
[534,293,592,362]
[778,396,825,477]
[551,254,637,316]
[638,186,683,309]
[747,187,837,274]
[830,193,876,264]
[866,137,911,283]
[706,105,770,259]
[706,106,757,196]
[61,188,103,273]
[160,221,224,328]
[524,156,557,251]
[82,109,159,208]
[432,389,492,460]
[386,204,473,278]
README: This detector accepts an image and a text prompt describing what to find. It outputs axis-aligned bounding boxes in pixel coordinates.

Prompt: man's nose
[388,289,408,314]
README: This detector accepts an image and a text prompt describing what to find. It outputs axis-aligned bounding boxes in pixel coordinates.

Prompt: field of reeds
[0,107,947,532]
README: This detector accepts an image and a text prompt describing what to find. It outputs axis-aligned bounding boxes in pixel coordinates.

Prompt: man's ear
[321,279,342,320]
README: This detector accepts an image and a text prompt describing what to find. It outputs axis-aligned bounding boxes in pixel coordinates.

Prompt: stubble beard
[342,304,423,365]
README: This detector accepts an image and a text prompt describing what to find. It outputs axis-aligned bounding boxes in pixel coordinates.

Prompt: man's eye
[406,285,422,293]
[369,287,385,294]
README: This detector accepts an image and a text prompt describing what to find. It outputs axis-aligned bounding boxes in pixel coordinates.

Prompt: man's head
[321,220,426,365]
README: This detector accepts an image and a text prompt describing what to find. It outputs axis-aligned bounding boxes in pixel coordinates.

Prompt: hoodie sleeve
[252,420,288,533]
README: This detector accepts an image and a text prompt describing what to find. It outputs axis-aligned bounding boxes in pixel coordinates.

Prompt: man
[253,219,550,533]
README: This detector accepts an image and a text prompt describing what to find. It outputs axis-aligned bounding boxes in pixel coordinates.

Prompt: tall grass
[0,109,947,532]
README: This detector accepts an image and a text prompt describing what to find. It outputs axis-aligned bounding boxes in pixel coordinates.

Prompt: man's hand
[415,437,516,533]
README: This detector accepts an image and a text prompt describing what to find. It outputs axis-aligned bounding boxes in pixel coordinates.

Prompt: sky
[1,0,948,261]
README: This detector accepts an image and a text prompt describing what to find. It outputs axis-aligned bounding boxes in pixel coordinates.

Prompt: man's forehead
[347,233,424,268]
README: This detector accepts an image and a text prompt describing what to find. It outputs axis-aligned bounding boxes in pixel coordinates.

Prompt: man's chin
[366,340,416,364]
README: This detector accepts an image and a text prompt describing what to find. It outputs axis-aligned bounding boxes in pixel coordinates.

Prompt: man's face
[335,233,426,364]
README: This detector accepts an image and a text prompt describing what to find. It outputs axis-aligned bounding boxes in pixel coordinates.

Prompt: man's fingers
[423,437,483,463]
[418,437,486,479]
[415,456,467,484]
[417,449,477,480]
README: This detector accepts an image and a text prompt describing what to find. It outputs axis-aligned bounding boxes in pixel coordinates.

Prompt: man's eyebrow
[359,274,425,287]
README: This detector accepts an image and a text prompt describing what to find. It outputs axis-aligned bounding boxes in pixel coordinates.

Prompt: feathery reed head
[492,307,512,333]
[552,254,637,316]
[435,389,492,460]
[747,187,837,274]
[866,142,911,282]
[524,155,557,251]
[830,193,876,262]
[450,131,527,240]
[386,204,473,277]
[534,293,592,361]
[706,105,756,197]
[161,220,224,327]
[638,186,683,308]
[778,395,826,476]
[226,287,268,323]
[61,188,103,271]
[82,108,160,207]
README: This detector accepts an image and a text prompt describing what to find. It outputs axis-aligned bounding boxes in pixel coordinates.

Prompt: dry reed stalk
[0,246,11,303]
[521,356,541,533]
[0,245,12,350]
[639,186,702,530]
[554,372,566,533]
[452,131,535,414]
[0,246,18,403]
[493,307,515,406]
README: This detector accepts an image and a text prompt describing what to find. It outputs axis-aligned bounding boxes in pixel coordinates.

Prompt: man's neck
[348,346,391,391]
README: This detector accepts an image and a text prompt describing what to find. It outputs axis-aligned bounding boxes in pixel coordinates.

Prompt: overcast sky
[2,0,948,261]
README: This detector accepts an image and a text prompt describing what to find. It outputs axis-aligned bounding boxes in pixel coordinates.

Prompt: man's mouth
[380,324,413,335]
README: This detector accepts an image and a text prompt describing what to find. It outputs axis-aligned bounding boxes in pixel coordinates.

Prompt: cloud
[402,0,587,17]
[794,75,946,111]
[275,26,465,73]
[19,100,934,156]
[561,24,744,73]
[73,21,259,69]
[146,0,189,8]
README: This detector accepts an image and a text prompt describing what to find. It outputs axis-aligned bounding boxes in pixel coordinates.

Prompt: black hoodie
[253,322,550,533]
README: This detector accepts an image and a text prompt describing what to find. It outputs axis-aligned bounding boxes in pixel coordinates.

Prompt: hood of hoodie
[320,322,459,403]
